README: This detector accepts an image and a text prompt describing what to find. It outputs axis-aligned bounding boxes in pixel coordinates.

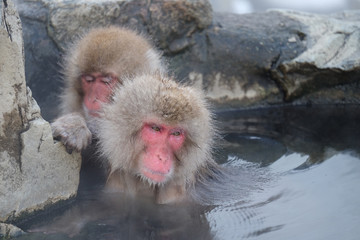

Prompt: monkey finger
[65,145,73,154]
[53,135,62,142]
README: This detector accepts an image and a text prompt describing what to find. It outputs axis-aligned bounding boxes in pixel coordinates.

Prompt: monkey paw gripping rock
[0,0,81,224]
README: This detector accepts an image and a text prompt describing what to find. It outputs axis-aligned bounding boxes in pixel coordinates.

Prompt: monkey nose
[89,96,98,102]
[157,154,167,162]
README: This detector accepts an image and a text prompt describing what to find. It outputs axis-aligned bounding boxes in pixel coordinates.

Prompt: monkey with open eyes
[98,73,219,204]
[51,26,164,152]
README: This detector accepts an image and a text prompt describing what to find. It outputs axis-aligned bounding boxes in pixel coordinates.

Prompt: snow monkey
[98,73,219,204]
[51,26,163,152]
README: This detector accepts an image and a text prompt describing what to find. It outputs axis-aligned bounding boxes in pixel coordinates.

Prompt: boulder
[0,0,81,225]
[271,10,360,102]
[173,10,360,107]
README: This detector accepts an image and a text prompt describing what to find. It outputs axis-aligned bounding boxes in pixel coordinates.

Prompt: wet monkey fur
[98,74,219,204]
[51,27,163,152]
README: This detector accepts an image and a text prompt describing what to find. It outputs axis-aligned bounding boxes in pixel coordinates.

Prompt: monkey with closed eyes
[51,26,164,152]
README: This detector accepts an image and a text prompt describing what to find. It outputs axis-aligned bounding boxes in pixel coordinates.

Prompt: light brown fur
[98,73,218,204]
[51,26,163,151]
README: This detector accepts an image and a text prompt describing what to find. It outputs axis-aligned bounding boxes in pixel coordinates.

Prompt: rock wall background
[12,0,360,121]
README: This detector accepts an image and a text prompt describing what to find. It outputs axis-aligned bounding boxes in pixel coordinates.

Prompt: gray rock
[170,11,307,108]
[45,0,122,51]
[146,0,212,51]
[271,10,360,101]
[42,0,212,52]
[14,0,62,121]
[0,223,25,238]
[0,0,81,223]
[173,10,360,108]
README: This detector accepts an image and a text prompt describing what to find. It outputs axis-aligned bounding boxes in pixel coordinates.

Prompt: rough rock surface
[271,10,360,102]
[0,0,81,224]
[0,223,25,238]
[173,10,360,107]
[14,0,360,120]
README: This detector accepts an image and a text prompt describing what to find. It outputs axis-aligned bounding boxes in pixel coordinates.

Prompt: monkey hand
[51,112,92,153]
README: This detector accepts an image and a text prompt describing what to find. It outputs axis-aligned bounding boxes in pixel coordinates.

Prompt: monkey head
[98,73,216,189]
[60,26,163,116]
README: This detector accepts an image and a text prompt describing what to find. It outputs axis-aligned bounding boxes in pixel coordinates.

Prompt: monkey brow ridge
[154,88,196,122]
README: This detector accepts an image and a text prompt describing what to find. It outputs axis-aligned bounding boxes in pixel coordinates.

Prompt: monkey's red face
[140,123,186,184]
[81,72,118,116]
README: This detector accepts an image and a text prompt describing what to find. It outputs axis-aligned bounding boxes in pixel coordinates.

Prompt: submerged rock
[0,0,81,223]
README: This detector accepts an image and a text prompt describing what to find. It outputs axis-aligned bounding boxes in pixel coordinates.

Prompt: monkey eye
[171,130,183,137]
[151,125,161,132]
[83,75,95,82]
[172,131,181,136]
[102,76,114,84]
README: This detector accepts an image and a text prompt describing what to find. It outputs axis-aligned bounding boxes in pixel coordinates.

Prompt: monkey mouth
[87,110,101,117]
[142,167,169,183]
[83,104,102,117]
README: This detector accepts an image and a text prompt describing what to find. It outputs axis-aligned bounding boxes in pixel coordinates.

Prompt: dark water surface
[16,105,360,240]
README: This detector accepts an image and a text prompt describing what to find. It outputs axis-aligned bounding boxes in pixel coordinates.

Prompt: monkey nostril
[157,154,169,163]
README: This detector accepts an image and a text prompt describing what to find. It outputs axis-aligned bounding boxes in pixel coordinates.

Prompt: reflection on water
[16,105,360,240]
[208,153,360,239]
[210,105,360,239]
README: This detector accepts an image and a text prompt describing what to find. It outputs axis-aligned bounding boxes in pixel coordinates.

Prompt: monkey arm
[51,112,92,153]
